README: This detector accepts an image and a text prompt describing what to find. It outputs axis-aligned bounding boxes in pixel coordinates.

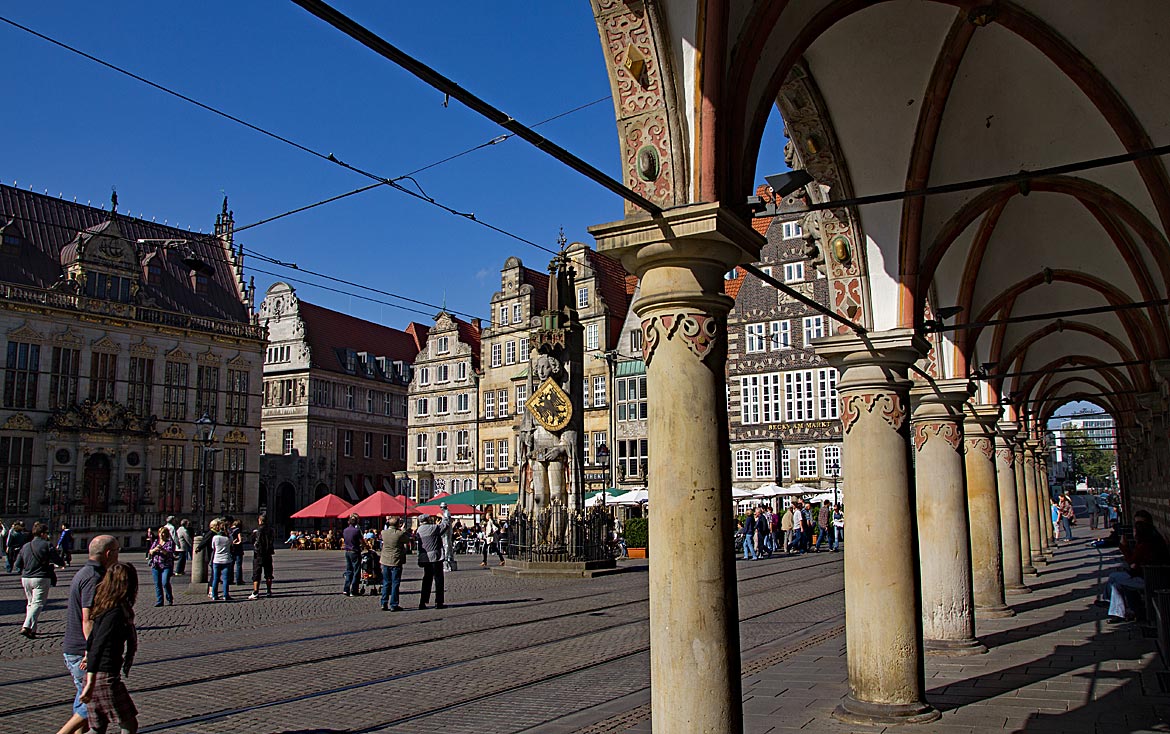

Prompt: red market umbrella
[290,494,353,519]
[414,492,476,516]
[342,491,418,518]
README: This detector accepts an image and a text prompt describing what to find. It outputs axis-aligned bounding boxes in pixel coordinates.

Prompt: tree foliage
[1062,427,1115,488]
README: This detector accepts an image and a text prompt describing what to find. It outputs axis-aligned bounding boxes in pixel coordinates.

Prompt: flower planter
[626,547,647,559]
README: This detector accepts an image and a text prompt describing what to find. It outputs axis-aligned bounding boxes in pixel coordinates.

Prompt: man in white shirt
[173,520,191,576]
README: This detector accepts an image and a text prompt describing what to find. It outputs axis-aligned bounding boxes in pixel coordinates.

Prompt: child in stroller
[359,548,381,596]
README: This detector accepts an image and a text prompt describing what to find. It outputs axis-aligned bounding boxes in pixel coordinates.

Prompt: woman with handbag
[147,525,176,607]
[15,521,62,639]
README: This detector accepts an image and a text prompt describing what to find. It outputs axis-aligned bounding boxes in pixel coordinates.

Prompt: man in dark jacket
[379,516,409,611]
[249,514,276,600]
[415,515,450,609]
[16,521,62,638]
[5,520,28,573]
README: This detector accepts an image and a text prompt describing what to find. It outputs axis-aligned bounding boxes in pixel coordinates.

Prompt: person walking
[6,520,28,573]
[480,510,505,567]
[1051,498,1062,542]
[341,514,363,597]
[173,520,191,576]
[379,516,408,611]
[60,535,120,734]
[416,514,449,609]
[249,514,276,600]
[742,508,759,560]
[15,521,62,639]
[755,507,772,559]
[229,519,245,585]
[788,502,804,554]
[1059,493,1075,543]
[210,523,232,601]
[79,562,139,734]
[832,504,845,551]
[815,501,833,551]
[780,505,794,554]
[146,526,175,607]
[57,522,75,567]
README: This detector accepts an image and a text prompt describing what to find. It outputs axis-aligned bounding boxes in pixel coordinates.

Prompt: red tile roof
[0,184,249,322]
[404,322,430,353]
[454,316,482,371]
[725,268,746,300]
[751,215,773,236]
[298,301,422,373]
[521,266,550,313]
[585,248,632,351]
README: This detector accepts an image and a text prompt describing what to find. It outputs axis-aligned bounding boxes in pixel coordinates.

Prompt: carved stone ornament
[525,377,573,433]
[161,423,185,440]
[47,400,156,435]
[840,392,907,434]
[641,312,719,366]
[223,429,249,444]
[911,422,962,453]
[966,437,994,460]
[8,323,45,342]
[2,413,34,431]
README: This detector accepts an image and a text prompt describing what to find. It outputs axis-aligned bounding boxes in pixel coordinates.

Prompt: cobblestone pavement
[0,547,845,733]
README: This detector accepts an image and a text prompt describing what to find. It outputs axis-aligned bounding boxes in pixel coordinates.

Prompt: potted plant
[625,517,649,559]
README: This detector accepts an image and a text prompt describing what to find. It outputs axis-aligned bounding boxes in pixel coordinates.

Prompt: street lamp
[195,412,217,533]
[596,443,611,508]
[828,460,841,508]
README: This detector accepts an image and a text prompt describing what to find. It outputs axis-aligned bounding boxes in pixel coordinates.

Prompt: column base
[833,696,941,726]
[1031,555,1047,565]
[1005,584,1033,595]
[1023,566,1039,576]
[925,638,988,656]
[975,604,1016,619]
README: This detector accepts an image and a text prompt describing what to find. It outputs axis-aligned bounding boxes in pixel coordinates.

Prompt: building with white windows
[726,186,843,497]
[399,311,481,502]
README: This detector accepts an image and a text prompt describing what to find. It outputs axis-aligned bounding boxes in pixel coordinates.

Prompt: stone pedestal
[591,203,762,734]
[817,330,940,725]
[189,542,207,591]
[911,380,985,655]
[1026,440,1052,557]
[1017,440,1044,571]
[995,423,1031,593]
[965,405,1014,618]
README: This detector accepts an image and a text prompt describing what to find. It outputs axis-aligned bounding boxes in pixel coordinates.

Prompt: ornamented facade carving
[841,392,907,434]
[966,436,994,460]
[640,312,719,365]
[911,421,962,453]
[2,413,34,431]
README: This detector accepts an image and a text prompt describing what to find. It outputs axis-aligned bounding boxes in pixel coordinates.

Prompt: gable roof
[297,301,422,373]
[584,248,632,351]
[0,184,248,323]
[454,317,482,370]
[520,266,550,313]
[725,268,746,300]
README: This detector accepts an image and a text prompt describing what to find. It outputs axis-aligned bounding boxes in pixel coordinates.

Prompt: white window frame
[783,262,805,283]
[485,391,496,420]
[512,303,522,323]
[782,221,803,240]
[456,393,470,413]
[745,323,766,353]
[437,364,449,383]
[516,383,528,406]
[498,305,508,325]
[577,287,589,308]
[782,449,791,478]
[519,337,529,361]
[755,448,774,478]
[436,395,449,415]
[491,343,502,368]
[586,323,599,351]
[802,316,825,346]
[818,368,839,419]
[415,398,429,417]
[498,389,509,417]
[416,434,429,464]
[282,429,294,455]
[498,439,509,468]
[484,441,495,471]
[457,362,468,381]
[592,375,607,406]
[506,340,517,365]
[436,336,450,354]
[785,370,815,422]
[798,447,818,478]
[823,445,841,478]
[770,320,790,350]
[435,432,448,463]
[419,367,430,386]
[456,430,470,462]
[382,434,391,460]
[735,449,752,479]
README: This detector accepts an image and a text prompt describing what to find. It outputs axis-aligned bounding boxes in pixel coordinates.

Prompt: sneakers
[380,603,389,611]
[248,593,259,600]
[208,589,214,599]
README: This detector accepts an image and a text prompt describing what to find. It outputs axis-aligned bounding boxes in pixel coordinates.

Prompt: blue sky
[1,2,788,328]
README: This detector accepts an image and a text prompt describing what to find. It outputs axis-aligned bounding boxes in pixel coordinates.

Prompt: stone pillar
[1016,439,1043,570]
[1027,440,1053,556]
[1023,440,1048,560]
[965,405,1013,617]
[816,330,939,724]
[1039,456,1054,546]
[911,380,985,655]
[591,203,762,734]
[995,422,1031,591]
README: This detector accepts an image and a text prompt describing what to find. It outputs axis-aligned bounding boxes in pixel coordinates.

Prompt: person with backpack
[6,520,29,573]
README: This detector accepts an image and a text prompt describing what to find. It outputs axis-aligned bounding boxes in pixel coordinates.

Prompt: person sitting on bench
[1102,510,1170,623]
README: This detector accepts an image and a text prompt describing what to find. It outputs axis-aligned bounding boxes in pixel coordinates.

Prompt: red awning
[342,491,419,518]
[290,494,353,519]
[414,492,477,516]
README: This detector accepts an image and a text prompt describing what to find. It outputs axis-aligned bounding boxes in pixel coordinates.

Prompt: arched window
[734,450,752,479]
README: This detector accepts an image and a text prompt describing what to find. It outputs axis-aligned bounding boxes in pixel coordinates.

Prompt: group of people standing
[193,515,276,601]
[738,500,844,560]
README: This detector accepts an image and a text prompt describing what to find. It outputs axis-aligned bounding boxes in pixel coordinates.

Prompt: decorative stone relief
[223,429,249,444]
[997,448,1015,466]
[165,346,190,362]
[840,392,907,434]
[913,422,963,453]
[161,423,185,440]
[91,335,120,352]
[2,413,34,431]
[966,437,994,460]
[196,349,221,366]
[7,323,45,342]
[128,339,155,357]
[52,328,84,347]
[640,312,719,365]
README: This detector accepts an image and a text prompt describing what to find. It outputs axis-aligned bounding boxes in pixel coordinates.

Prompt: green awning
[616,359,646,377]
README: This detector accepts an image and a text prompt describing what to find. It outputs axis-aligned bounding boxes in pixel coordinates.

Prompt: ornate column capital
[910,379,973,453]
[814,329,927,434]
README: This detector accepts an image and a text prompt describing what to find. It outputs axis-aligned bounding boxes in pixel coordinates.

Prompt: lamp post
[190,412,217,589]
[828,460,841,508]
[596,443,611,508]
[43,473,65,539]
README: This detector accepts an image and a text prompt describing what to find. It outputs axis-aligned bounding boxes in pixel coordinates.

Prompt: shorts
[87,672,137,733]
[252,555,274,582]
[64,653,87,718]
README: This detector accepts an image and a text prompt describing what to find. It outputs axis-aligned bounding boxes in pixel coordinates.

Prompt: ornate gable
[161,423,186,440]
[226,353,251,369]
[7,323,45,342]
[92,335,121,352]
[128,339,156,357]
[52,328,84,348]
[223,428,249,444]
[165,346,190,363]
[2,413,34,431]
[196,349,222,366]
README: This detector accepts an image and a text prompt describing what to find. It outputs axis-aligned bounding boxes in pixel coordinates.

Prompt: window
[195,365,218,420]
[85,271,132,302]
[592,375,607,407]
[419,367,430,386]
[157,444,183,514]
[49,347,79,410]
[582,377,590,408]
[617,375,647,421]
[593,432,607,462]
[505,340,516,365]
[739,374,781,425]
[127,357,154,416]
[363,432,373,458]
[436,395,449,415]
[498,305,508,325]
[745,323,766,353]
[415,398,429,417]
[823,445,841,477]
[516,383,528,406]
[279,379,294,406]
[798,447,817,478]
[512,304,522,323]
[484,391,495,420]
[259,430,266,454]
[770,320,790,350]
[456,393,470,413]
[782,221,803,240]
[802,316,825,346]
[783,262,805,282]
[383,392,392,416]
[735,449,752,479]
[345,385,355,410]
[0,436,32,514]
[785,371,815,422]
[436,336,450,354]
[497,439,509,468]
[367,390,375,413]
[282,429,294,455]
[578,287,589,308]
[225,369,248,426]
[483,441,495,471]
[221,447,245,513]
[519,337,529,360]
[435,432,449,463]
[586,323,599,351]
[382,434,391,460]
[782,449,791,478]
[456,430,470,461]
[497,389,509,417]
[437,365,449,383]
[163,361,188,420]
[416,434,428,464]
[818,368,839,419]
[343,430,353,457]
[755,449,774,478]
[400,435,407,461]
[630,329,643,353]
[457,362,467,381]
[618,439,648,478]
[491,343,502,368]
[89,352,117,403]
[312,379,332,407]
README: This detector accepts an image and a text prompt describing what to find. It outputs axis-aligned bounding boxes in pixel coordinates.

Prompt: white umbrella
[754,484,803,498]
[585,491,626,507]
[731,487,761,500]
[613,488,650,505]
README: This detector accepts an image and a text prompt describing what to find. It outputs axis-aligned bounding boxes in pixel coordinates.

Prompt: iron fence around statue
[505,503,615,563]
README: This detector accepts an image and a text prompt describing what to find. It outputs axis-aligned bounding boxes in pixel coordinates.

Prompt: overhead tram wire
[0,13,563,257]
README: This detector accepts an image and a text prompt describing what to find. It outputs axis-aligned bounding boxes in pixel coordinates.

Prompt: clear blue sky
[1,2,789,328]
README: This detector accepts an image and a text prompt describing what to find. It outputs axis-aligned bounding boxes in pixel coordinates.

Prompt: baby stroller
[359,549,381,596]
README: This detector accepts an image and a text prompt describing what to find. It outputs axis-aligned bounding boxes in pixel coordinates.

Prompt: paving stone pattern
[0,548,845,733]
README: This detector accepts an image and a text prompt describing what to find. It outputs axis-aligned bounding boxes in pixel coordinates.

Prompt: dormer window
[86,272,132,302]
[190,271,209,295]
[1,232,20,255]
